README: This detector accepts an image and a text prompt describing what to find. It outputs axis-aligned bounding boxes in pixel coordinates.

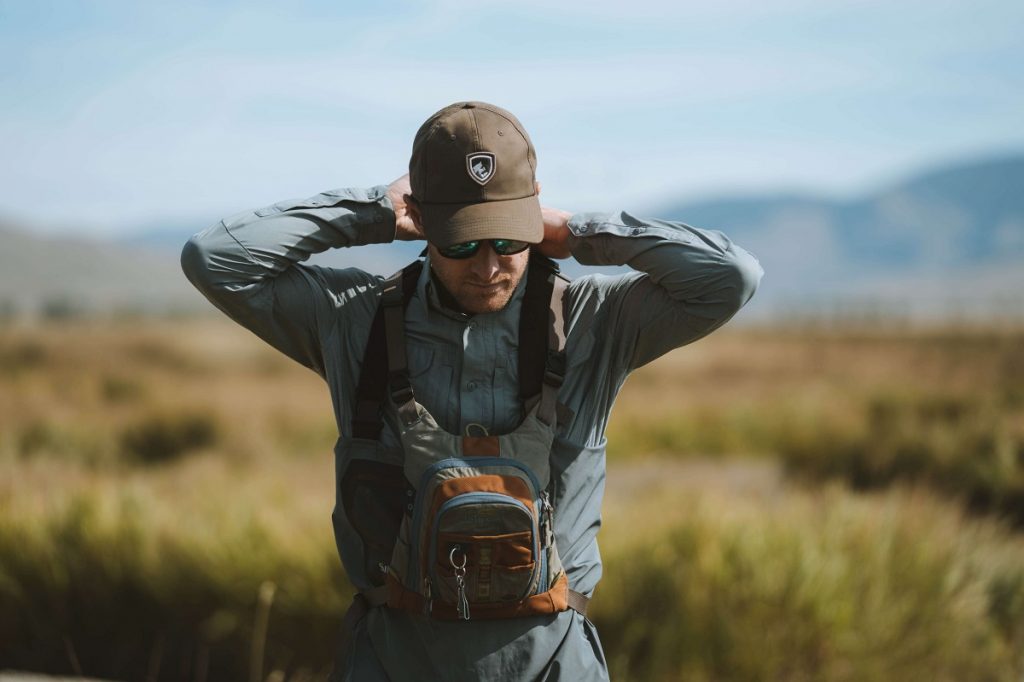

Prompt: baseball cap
[409,101,542,249]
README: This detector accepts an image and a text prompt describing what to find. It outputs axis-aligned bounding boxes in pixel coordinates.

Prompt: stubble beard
[456,279,517,314]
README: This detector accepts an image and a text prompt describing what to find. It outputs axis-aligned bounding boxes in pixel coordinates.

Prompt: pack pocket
[437,531,535,570]
[341,458,408,586]
[427,494,540,605]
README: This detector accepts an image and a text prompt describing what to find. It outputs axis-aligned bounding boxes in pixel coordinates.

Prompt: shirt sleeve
[180,185,397,376]
[567,210,764,373]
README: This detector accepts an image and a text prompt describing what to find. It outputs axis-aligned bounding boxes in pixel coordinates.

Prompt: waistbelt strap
[342,585,591,634]
[566,589,590,616]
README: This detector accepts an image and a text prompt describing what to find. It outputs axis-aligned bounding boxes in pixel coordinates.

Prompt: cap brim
[419,194,543,249]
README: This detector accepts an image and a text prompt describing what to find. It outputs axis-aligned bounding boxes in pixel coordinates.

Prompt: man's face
[427,242,530,314]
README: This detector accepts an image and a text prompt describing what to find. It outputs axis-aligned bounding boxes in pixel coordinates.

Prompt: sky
[1,0,1022,235]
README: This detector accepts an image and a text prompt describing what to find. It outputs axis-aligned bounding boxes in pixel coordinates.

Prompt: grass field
[1,319,1023,680]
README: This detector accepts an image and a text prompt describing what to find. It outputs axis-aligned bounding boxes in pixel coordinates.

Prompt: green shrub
[100,374,146,403]
[41,297,86,320]
[0,339,48,375]
[17,420,74,456]
[120,411,220,464]
[15,419,111,465]
[780,391,1024,525]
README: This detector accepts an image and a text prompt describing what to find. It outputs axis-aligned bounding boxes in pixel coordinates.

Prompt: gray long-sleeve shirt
[181,184,763,681]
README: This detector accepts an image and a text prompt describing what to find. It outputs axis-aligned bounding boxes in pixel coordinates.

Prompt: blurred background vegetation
[2,318,1023,680]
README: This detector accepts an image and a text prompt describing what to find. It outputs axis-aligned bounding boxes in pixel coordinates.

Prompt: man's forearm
[567,210,762,319]
[181,185,396,297]
[565,210,763,371]
[178,185,396,375]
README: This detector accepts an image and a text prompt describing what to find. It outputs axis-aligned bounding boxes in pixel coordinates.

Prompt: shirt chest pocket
[407,344,458,430]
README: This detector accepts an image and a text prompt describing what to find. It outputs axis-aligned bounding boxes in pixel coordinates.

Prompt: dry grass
[2,319,1024,680]
[597,460,1024,681]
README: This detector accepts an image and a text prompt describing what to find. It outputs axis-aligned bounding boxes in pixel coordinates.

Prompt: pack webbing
[351,253,564,438]
[350,260,423,439]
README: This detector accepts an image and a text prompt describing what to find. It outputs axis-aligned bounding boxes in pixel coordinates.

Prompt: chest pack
[345,254,589,623]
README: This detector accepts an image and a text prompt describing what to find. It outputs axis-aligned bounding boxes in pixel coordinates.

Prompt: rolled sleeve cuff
[567,211,695,266]
[568,212,690,242]
[359,184,398,244]
[231,184,397,247]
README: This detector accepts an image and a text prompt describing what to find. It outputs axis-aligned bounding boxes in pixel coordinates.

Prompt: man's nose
[469,244,501,280]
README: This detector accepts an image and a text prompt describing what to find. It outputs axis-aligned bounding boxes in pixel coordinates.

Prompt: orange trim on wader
[386,571,569,620]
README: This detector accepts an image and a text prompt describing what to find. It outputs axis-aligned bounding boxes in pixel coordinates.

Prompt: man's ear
[405,194,424,231]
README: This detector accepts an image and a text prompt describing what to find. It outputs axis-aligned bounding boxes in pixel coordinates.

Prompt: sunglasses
[436,239,531,260]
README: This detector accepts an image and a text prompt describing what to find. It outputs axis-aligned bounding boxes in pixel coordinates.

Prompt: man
[181,101,763,680]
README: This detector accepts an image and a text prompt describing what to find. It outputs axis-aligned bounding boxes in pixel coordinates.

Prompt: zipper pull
[541,492,555,547]
[456,574,470,621]
[449,545,471,620]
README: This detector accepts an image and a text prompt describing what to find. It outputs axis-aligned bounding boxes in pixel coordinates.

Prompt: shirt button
[467,381,478,392]
[577,224,590,233]
[631,227,643,235]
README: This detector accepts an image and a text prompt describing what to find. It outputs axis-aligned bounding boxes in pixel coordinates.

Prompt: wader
[333,255,592,676]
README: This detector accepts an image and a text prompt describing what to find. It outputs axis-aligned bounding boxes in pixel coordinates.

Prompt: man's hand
[387,174,425,241]
[536,206,573,259]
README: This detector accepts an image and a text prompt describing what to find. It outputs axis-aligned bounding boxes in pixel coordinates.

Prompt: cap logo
[466,152,496,185]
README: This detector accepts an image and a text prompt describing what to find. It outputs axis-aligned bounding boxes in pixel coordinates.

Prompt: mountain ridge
[2,153,1022,320]
[654,153,1024,317]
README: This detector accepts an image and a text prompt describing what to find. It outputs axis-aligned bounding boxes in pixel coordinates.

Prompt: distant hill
[657,154,1024,319]
[0,224,199,316]
[2,153,1021,320]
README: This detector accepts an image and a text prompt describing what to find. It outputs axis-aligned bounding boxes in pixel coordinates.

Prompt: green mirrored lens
[441,241,481,258]
[437,239,529,259]
[491,239,530,255]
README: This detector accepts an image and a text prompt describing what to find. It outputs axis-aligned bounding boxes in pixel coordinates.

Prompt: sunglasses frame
[436,239,532,260]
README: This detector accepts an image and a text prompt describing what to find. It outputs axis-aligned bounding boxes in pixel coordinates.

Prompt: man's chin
[459,286,514,314]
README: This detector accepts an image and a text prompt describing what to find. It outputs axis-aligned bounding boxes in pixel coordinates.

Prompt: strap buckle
[543,369,564,389]
[567,589,590,616]
[543,350,566,388]
[390,384,415,406]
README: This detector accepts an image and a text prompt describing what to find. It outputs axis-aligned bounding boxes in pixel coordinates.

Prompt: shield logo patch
[466,152,496,185]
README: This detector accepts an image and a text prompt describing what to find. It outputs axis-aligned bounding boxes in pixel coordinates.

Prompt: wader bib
[340,255,590,630]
